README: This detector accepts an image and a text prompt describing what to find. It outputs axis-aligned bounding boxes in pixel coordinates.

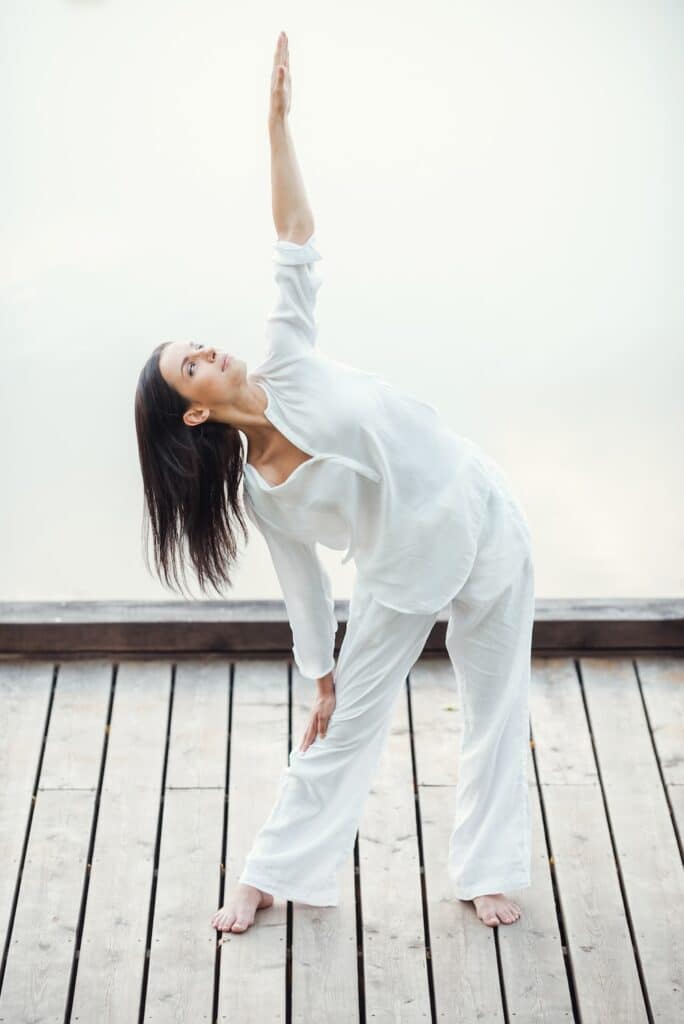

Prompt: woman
[135,31,535,933]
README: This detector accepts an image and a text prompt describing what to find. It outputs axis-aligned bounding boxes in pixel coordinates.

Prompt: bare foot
[211,883,274,937]
[471,892,521,927]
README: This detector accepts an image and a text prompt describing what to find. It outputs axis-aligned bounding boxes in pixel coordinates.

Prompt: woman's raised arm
[268,31,315,243]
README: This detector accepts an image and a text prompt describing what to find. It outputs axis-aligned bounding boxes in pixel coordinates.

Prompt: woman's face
[158,341,246,423]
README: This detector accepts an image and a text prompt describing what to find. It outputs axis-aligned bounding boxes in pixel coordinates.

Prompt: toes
[230,915,253,932]
[473,898,498,926]
[472,895,526,927]
[474,899,523,926]
[215,913,237,931]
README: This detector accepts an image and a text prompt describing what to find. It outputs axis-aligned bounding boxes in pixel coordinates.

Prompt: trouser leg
[238,575,439,906]
[444,484,536,901]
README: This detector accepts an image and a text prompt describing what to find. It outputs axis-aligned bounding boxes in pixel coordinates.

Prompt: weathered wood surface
[530,658,649,1022]
[0,662,110,1023]
[580,656,684,1023]
[638,655,684,842]
[290,668,359,1024]
[359,678,431,1020]
[144,662,228,1022]
[0,663,54,970]
[0,653,681,1023]
[217,661,288,1023]
[410,656,574,1023]
[70,662,171,1023]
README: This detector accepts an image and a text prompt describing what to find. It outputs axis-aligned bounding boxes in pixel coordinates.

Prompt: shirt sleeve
[264,232,324,358]
[244,494,338,679]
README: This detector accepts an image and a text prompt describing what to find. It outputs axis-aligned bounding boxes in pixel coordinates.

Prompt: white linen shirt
[242,232,509,680]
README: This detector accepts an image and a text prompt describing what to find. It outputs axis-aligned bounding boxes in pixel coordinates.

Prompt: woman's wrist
[316,671,335,696]
[268,112,288,134]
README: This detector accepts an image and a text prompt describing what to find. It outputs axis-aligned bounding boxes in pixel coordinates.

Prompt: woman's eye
[187,343,202,376]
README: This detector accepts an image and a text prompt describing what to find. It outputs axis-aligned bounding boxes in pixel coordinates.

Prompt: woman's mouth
[222,355,232,371]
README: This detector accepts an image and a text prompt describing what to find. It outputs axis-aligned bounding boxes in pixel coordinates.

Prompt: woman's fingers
[300,718,316,752]
[298,689,338,752]
[274,31,289,68]
[300,709,331,752]
[269,31,291,119]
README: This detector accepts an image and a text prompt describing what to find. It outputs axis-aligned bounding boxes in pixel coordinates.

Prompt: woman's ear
[182,406,210,428]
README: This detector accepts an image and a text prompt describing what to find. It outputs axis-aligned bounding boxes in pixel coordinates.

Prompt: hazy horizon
[2,0,682,603]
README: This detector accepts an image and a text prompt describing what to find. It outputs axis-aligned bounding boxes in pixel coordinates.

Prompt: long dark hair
[134,341,249,597]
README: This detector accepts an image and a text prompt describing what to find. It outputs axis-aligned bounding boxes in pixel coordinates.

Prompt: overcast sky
[1,0,682,602]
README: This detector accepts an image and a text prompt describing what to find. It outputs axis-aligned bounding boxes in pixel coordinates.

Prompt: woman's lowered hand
[299,686,336,753]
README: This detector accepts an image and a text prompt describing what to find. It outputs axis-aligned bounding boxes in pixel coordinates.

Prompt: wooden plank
[0,793,93,1022]
[485,656,574,1022]
[0,662,53,960]
[0,660,110,1023]
[637,655,684,782]
[408,657,504,1021]
[144,661,229,1022]
[359,680,431,1020]
[217,660,288,1023]
[1,598,683,656]
[669,785,684,843]
[637,655,684,838]
[144,789,224,1023]
[290,668,359,1023]
[410,655,574,1021]
[38,660,111,790]
[581,656,684,1021]
[499,781,575,1023]
[530,657,648,1022]
[70,661,171,1023]
[164,660,229,790]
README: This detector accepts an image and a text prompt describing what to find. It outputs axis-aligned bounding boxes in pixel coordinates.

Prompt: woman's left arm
[244,493,338,681]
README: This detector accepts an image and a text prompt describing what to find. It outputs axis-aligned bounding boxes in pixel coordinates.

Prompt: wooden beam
[0,599,682,657]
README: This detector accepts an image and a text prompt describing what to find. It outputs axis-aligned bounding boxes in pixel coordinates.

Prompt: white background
[1,0,682,601]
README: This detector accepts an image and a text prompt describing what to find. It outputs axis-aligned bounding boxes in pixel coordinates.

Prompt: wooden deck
[0,651,682,1023]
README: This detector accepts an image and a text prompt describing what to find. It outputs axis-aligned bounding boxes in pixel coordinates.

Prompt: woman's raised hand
[269,30,291,122]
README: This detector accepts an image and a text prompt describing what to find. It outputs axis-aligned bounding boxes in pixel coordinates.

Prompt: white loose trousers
[238,480,535,904]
